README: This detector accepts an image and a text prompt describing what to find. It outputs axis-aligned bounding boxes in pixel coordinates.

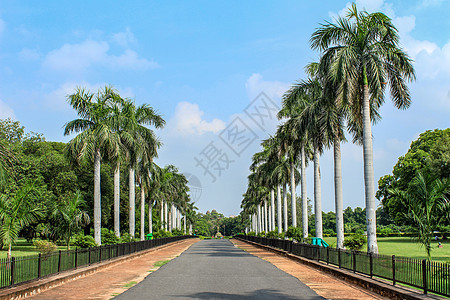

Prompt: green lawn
[0,238,68,259]
[322,236,450,262]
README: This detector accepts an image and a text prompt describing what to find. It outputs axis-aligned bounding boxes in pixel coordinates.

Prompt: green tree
[377,129,450,225]
[311,3,415,253]
[64,86,121,245]
[51,190,90,250]
[0,182,44,259]
[391,172,450,260]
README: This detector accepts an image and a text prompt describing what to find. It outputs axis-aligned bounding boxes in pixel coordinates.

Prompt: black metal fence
[0,235,195,289]
[236,235,449,297]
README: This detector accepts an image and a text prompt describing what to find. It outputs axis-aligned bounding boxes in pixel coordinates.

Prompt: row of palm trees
[241,4,415,253]
[64,86,196,245]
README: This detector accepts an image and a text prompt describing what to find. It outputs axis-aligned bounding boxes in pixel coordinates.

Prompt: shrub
[34,240,57,255]
[266,230,279,239]
[101,228,120,245]
[171,229,183,236]
[257,231,266,237]
[377,227,393,237]
[286,226,302,241]
[73,234,97,248]
[247,231,256,236]
[119,233,134,243]
[323,229,336,237]
[343,234,367,251]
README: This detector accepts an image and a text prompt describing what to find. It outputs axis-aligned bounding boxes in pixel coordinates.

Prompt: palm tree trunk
[129,167,135,238]
[160,200,164,230]
[183,215,186,234]
[314,146,323,239]
[283,184,288,232]
[94,149,101,245]
[164,201,168,231]
[257,204,261,234]
[114,163,120,238]
[290,161,297,228]
[301,144,308,239]
[270,189,275,233]
[277,185,282,234]
[168,206,172,232]
[189,223,192,235]
[149,201,153,234]
[264,199,268,233]
[362,83,378,254]
[140,184,145,241]
[7,243,12,261]
[334,142,344,249]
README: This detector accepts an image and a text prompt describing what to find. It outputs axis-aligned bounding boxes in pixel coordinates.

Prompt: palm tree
[122,101,165,238]
[0,182,44,260]
[311,3,415,253]
[51,190,90,249]
[65,86,121,245]
[391,172,450,260]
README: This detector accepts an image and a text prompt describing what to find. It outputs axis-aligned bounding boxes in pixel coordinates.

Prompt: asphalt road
[115,239,325,299]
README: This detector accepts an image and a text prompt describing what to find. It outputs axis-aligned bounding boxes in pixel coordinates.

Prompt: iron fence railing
[0,235,195,289]
[236,235,449,297]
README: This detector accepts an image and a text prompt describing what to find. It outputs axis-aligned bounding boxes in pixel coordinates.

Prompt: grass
[153,260,170,267]
[0,238,68,259]
[123,281,137,288]
[322,236,450,262]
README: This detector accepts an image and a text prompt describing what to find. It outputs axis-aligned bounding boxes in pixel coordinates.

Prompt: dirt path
[27,239,199,300]
[232,239,388,300]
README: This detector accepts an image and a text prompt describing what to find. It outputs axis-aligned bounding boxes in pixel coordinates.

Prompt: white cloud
[0,100,15,119]
[18,48,40,61]
[43,39,158,72]
[170,101,226,135]
[112,27,136,47]
[44,82,135,111]
[245,73,289,102]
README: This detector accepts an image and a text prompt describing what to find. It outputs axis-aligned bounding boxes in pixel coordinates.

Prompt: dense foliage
[377,129,450,229]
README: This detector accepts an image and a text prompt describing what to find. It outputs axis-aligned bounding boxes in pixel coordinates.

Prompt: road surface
[115,239,324,299]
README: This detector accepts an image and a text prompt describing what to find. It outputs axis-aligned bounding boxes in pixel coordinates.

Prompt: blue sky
[1,0,449,216]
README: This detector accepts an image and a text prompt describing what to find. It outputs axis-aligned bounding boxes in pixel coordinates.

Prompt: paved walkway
[115,239,324,299]
[27,239,198,300]
[232,239,387,300]
[23,238,389,299]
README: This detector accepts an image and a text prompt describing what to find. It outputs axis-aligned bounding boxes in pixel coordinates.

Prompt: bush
[377,227,393,237]
[34,240,57,255]
[266,230,279,239]
[323,229,336,237]
[247,231,256,236]
[101,228,120,245]
[73,234,97,248]
[257,231,266,237]
[343,234,367,251]
[171,229,183,236]
[286,226,302,241]
[119,233,134,243]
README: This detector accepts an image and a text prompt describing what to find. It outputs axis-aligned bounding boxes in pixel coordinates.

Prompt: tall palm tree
[311,3,415,253]
[65,86,121,245]
[122,101,165,238]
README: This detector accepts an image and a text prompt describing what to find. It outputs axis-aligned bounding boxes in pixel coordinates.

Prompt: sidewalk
[26,238,199,299]
[232,239,388,300]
